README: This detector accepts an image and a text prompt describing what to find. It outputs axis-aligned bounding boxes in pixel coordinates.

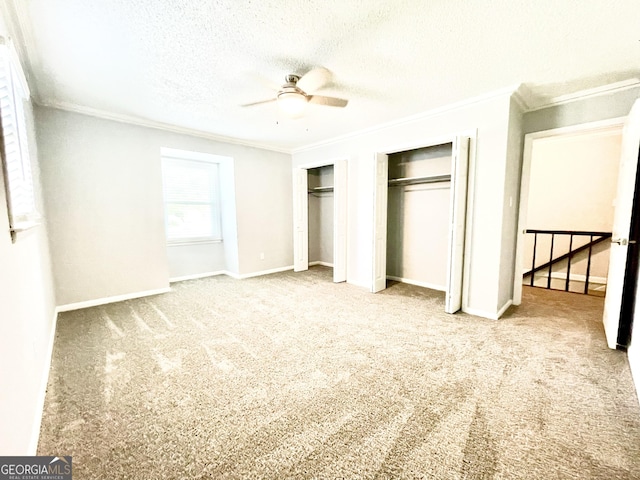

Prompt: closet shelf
[308,186,334,193]
[388,174,451,186]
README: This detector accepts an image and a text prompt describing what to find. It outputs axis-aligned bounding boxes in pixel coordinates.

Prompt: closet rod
[308,186,334,193]
[388,174,451,186]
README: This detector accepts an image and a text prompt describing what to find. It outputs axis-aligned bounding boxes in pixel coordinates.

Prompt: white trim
[461,306,500,321]
[56,287,171,312]
[513,117,626,305]
[297,156,349,170]
[462,300,511,320]
[169,271,226,283]
[231,265,294,279]
[309,261,334,267]
[526,79,640,113]
[37,101,292,154]
[386,275,446,292]
[27,309,58,455]
[347,278,371,289]
[293,85,519,153]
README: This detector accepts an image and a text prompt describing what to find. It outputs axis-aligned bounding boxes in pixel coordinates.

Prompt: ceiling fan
[242,67,348,117]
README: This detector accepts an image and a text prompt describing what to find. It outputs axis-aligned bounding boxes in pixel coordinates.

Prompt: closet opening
[293,159,348,282]
[308,165,335,272]
[386,143,453,292]
[372,136,469,313]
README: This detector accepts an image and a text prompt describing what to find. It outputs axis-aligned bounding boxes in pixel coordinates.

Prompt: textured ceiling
[8,0,640,150]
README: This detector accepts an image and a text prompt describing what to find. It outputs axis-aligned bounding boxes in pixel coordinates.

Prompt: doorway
[514,102,640,351]
[518,125,623,297]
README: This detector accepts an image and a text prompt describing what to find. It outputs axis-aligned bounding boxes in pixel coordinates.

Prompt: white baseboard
[462,306,500,321]
[463,300,512,320]
[386,275,446,292]
[232,265,294,280]
[56,287,172,312]
[309,261,334,267]
[348,278,372,289]
[169,270,226,283]
[28,309,58,455]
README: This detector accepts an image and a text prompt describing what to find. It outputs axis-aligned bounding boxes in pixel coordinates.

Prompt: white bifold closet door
[371,136,470,313]
[333,159,348,282]
[293,168,309,272]
[371,153,389,293]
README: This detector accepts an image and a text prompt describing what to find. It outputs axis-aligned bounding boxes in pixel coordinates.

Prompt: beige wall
[35,106,293,306]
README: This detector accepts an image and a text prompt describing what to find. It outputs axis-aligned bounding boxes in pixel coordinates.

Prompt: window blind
[161,156,222,243]
[0,37,37,233]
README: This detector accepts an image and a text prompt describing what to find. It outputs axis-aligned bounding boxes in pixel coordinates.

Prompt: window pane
[165,203,213,239]
[161,154,221,242]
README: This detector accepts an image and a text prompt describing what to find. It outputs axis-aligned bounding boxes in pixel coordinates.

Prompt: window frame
[161,149,223,245]
[0,36,39,241]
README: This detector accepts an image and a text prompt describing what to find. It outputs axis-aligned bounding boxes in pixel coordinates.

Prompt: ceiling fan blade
[240,98,276,107]
[297,67,332,93]
[308,95,348,108]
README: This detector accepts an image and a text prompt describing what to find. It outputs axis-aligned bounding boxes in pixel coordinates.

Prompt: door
[603,99,640,349]
[333,159,348,282]
[371,153,388,292]
[445,136,470,313]
[293,168,309,272]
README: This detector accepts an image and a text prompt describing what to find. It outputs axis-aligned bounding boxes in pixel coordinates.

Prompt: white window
[0,37,38,238]
[161,150,222,244]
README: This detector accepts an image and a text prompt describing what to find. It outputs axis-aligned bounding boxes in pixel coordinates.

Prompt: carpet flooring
[38,267,640,479]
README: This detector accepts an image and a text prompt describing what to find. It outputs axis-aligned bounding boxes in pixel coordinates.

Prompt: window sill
[10,220,41,242]
[167,239,223,247]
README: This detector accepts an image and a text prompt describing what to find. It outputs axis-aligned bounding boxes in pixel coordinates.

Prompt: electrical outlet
[260,252,265,260]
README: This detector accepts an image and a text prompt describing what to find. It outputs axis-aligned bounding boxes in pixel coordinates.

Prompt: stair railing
[523,229,612,294]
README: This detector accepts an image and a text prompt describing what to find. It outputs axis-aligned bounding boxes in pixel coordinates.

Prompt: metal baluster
[565,234,573,292]
[584,235,594,294]
[531,232,537,286]
[547,233,554,289]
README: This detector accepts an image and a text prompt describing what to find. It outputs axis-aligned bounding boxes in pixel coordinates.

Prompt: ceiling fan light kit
[243,68,349,117]
[277,82,308,117]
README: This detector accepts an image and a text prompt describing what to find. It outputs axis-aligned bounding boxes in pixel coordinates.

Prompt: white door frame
[371,130,476,313]
[293,158,349,282]
[512,117,627,305]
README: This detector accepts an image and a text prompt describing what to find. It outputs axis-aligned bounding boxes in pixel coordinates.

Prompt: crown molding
[292,84,521,154]
[526,78,640,113]
[36,100,293,154]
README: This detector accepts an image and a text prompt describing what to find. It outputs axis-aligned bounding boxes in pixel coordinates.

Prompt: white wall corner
[233,265,294,279]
